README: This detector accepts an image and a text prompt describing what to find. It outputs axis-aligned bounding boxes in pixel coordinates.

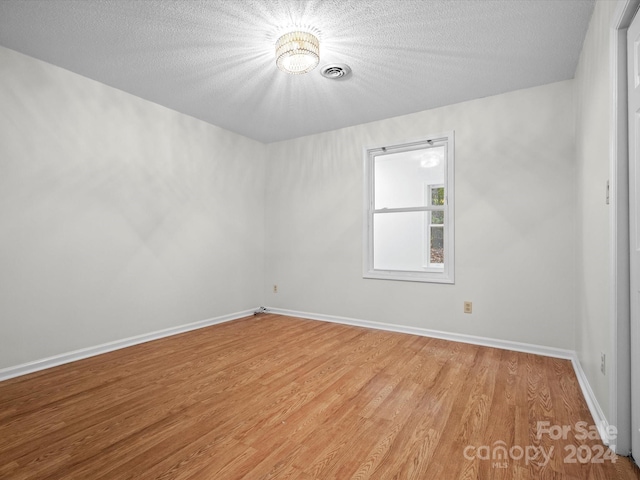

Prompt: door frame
[611,0,640,456]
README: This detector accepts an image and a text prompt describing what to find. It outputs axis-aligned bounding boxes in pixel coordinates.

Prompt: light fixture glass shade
[275,31,319,75]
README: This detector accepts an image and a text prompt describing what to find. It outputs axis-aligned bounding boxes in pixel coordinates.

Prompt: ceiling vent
[320,64,352,80]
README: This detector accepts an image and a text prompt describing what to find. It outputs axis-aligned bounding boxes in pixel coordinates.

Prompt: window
[363,132,454,283]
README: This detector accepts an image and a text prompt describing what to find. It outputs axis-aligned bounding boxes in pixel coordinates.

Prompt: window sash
[373,206,444,214]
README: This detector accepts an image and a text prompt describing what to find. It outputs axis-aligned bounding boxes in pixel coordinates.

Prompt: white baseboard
[0,308,258,382]
[267,308,575,359]
[570,354,615,449]
[268,307,613,448]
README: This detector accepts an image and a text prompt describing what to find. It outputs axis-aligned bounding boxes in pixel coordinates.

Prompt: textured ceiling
[0,0,595,143]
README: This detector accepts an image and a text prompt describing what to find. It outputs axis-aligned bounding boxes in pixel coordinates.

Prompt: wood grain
[0,314,638,479]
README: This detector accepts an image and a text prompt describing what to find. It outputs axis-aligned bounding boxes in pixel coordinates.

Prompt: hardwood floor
[0,314,638,479]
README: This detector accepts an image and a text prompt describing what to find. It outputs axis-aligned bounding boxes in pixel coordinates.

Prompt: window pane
[374,146,445,209]
[431,211,444,225]
[431,186,444,206]
[430,226,444,264]
[374,211,431,271]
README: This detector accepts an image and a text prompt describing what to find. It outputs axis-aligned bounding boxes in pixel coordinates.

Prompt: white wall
[574,0,617,423]
[265,80,576,349]
[0,46,265,369]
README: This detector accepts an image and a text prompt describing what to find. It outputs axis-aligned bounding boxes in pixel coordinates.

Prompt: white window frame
[363,132,455,284]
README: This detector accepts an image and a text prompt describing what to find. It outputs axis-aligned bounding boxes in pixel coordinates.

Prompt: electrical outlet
[464,301,472,314]
[273,284,278,293]
[600,352,606,375]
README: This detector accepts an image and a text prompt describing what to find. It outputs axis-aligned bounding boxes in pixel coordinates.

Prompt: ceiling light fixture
[275,31,319,75]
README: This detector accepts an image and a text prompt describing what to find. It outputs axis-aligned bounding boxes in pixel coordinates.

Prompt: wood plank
[0,314,638,479]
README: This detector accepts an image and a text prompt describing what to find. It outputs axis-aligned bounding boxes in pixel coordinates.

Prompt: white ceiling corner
[0,0,595,143]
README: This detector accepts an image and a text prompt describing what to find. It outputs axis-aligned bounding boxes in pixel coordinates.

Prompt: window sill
[363,270,454,284]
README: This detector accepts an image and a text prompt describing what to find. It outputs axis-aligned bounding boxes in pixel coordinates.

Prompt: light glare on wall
[419,151,442,168]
